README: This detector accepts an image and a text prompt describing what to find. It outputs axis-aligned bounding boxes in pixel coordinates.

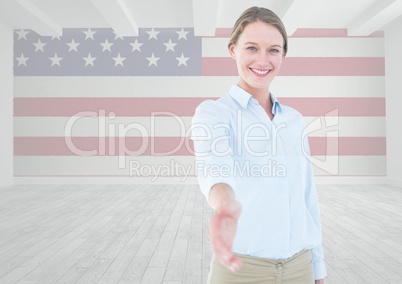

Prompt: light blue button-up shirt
[191,85,327,279]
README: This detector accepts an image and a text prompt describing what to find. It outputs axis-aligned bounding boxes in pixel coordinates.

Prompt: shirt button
[276,263,284,270]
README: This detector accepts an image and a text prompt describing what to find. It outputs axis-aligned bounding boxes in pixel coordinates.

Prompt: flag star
[49,53,63,66]
[83,28,96,40]
[67,39,80,52]
[146,53,160,66]
[130,39,143,52]
[176,28,189,40]
[176,53,189,67]
[51,35,61,40]
[100,39,114,52]
[83,53,96,66]
[164,39,177,52]
[16,29,29,40]
[113,53,126,66]
[16,53,29,66]
[33,39,47,52]
[113,30,124,40]
[146,28,159,40]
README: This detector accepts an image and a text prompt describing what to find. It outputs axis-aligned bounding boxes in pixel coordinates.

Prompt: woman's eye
[247,46,257,51]
[270,49,280,53]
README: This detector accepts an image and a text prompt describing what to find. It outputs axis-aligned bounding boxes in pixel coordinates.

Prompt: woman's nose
[257,51,270,66]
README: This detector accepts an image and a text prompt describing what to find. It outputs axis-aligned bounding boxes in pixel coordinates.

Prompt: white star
[49,53,63,66]
[146,28,159,40]
[33,39,46,52]
[176,28,189,40]
[67,39,80,52]
[83,28,96,40]
[16,53,29,66]
[100,39,114,52]
[176,53,189,67]
[83,53,96,66]
[16,30,29,40]
[164,39,177,52]
[146,53,160,67]
[113,30,124,40]
[130,39,143,52]
[113,53,126,66]
[51,35,61,40]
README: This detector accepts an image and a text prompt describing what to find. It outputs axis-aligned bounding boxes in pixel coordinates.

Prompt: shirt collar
[270,92,282,115]
[229,84,283,115]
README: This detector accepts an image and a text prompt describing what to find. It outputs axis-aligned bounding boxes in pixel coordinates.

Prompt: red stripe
[202,57,385,76]
[280,98,385,117]
[14,97,385,117]
[14,137,385,156]
[213,28,384,38]
[309,137,386,156]
[213,28,232,37]
[291,29,384,38]
[14,137,194,156]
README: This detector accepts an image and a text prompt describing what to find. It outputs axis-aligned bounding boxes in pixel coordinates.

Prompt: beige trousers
[207,250,314,284]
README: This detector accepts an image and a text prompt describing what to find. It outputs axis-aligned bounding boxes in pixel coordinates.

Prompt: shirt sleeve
[190,100,236,202]
[303,135,328,280]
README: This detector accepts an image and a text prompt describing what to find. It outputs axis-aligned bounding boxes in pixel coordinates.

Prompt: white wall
[385,16,402,188]
[0,22,13,187]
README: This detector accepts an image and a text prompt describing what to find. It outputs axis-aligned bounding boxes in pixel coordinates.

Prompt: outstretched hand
[208,200,242,272]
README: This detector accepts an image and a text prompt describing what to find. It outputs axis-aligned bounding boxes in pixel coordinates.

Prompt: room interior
[0,0,401,283]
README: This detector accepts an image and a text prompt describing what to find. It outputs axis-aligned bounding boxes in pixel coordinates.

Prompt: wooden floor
[0,184,401,284]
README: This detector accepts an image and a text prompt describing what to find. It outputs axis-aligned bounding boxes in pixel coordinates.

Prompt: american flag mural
[13,27,386,182]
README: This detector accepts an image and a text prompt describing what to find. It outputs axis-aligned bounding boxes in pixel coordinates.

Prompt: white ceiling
[1,0,402,37]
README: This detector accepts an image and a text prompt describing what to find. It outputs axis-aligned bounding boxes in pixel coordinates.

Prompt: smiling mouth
[250,68,270,76]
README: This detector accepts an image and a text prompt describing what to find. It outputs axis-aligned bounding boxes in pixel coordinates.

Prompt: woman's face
[229,20,284,95]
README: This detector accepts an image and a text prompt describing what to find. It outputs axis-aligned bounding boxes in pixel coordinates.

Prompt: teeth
[251,68,269,75]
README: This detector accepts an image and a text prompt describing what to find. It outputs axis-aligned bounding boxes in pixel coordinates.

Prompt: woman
[191,6,326,284]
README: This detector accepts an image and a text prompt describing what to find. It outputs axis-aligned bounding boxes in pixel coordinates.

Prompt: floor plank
[0,184,401,283]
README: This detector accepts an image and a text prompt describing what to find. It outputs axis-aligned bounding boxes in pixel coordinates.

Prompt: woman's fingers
[208,201,242,271]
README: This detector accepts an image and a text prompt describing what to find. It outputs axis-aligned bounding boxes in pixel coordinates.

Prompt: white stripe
[303,117,386,137]
[14,156,386,176]
[14,117,386,137]
[271,76,385,98]
[14,76,385,98]
[312,156,386,176]
[202,37,385,57]
[14,76,237,98]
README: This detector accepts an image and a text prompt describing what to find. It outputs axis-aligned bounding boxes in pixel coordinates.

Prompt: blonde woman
[191,6,326,284]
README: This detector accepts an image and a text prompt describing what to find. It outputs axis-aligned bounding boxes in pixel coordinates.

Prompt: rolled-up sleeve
[191,100,236,201]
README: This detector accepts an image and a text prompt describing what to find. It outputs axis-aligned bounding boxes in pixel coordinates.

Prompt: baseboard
[314,176,388,185]
[13,176,389,186]
[14,176,199,185]
[386,177,402,189]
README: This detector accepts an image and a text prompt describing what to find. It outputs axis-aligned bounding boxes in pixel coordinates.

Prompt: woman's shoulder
[193,95,233,119]
[280,103,304,119]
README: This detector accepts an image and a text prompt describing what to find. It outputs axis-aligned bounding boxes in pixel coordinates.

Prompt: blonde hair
[228,6,288,56]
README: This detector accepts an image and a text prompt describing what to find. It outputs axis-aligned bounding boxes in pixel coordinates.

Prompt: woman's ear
[229,43,236,60]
